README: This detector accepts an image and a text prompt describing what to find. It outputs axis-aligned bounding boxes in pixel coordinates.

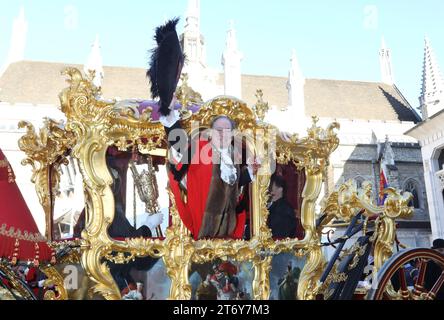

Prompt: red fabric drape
[0,149,52,263]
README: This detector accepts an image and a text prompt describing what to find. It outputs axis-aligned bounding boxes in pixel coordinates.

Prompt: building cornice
[405,109,444,146]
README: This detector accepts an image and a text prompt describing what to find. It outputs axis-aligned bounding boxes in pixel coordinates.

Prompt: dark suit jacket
[267,198,297,238]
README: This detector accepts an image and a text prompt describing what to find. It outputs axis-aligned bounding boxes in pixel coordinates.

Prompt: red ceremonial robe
[168,138,246,240]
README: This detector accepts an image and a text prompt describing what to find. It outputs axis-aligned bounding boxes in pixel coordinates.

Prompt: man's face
[435,247,444,255]
[270,182,283,202]
[212,118,233,149]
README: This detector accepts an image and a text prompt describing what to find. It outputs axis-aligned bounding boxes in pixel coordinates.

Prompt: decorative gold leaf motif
[18,67,412,300]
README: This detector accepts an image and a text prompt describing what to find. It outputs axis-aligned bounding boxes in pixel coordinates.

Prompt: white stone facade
[406,110,444,240]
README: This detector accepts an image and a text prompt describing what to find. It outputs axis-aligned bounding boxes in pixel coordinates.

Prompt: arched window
[354,176,365,189]
[404,180,421,209]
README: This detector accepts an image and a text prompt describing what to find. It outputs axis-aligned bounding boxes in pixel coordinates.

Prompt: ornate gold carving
[54,68,340,300]
[41,265,68,300]
[252,256,272,300]
[371,188,413,276]
[315,253,349,300]
[18,119,75,240]
[129,157,163,237]
[253,89,269,123]
[163,188,192,300]
[315,178,414,298]
[274,116,340,177]
[182,95,257,133]
[176,73,203,118]
[26,67,413,301]
[347,243,368,270]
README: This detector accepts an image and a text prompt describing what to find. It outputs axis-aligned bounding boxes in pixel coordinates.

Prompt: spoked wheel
[367,248,444,300]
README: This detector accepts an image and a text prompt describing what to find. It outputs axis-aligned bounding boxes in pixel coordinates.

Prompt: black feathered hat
[147,18,185,116]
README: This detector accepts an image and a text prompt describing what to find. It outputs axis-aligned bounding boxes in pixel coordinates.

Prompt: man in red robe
[161,112,255,240]
[147,19,257,240]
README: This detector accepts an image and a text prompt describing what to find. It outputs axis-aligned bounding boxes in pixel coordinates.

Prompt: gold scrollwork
[176,73,204,115]
[18,119,75,240]
[55,68,341,300]
[41,265,68,300]
[22,67,412,301]
[315,178,414,298]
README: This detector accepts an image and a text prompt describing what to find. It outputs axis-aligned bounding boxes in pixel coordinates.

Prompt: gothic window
[354,176,365,189]
[404,180,421,209]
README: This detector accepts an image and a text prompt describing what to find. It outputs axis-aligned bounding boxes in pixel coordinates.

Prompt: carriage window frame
[51,68,341,300]
[17,68,417,301]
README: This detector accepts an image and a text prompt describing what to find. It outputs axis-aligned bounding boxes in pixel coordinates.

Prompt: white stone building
[406,37,444,242]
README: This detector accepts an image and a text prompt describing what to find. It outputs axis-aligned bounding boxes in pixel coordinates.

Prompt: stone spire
[287,49,305,109]
[84,34,104,88]
[184,0,200,35]
[379,36,394,85]
[222,20,243,98]
[1,6,28,75]
[181,0,206,68]
[420,37,444,119]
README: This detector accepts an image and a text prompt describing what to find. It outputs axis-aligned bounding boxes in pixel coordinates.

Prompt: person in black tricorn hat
[424,238,444,300]
[147,18,257,240]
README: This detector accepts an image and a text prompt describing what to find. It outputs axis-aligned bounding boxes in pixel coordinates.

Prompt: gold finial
[178,73,189,109]
[253,89,269,123]
[307,116,322,139]
[176,73,203,118]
